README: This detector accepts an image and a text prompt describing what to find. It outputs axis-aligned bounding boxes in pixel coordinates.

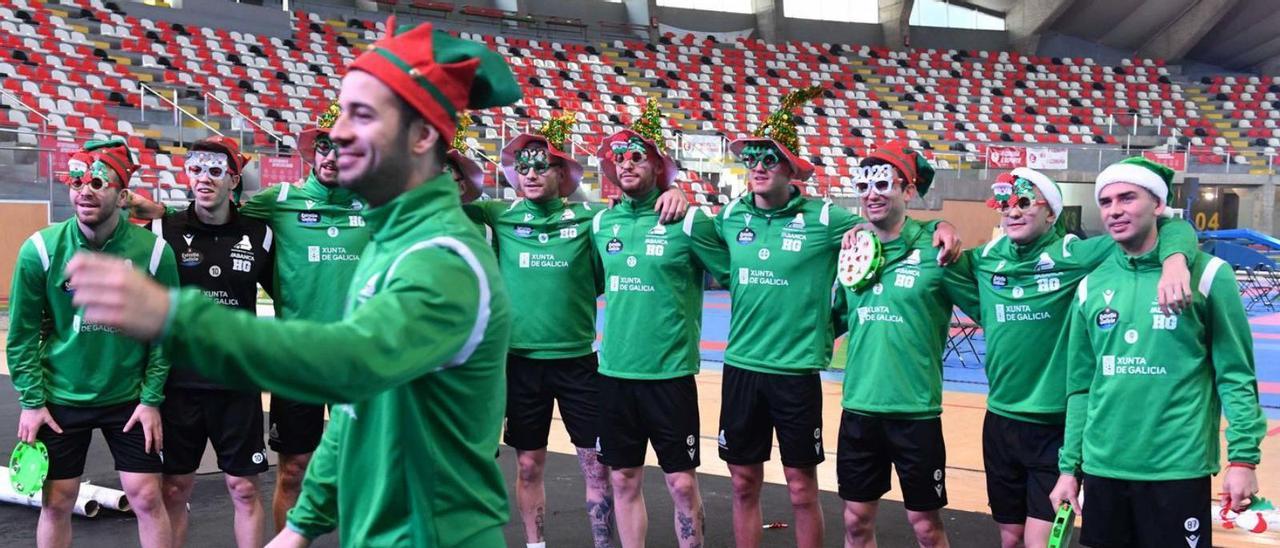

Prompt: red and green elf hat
[79,138,138,188]
[349,17,522,146]
[862,140,937,197]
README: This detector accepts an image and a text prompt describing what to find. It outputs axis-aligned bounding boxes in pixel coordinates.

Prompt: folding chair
[944,308,983,368]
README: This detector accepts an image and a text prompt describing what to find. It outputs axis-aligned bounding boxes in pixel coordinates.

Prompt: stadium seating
[2,0,1276,207]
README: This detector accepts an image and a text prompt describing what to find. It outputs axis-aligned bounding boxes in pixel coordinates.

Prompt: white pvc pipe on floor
[0,469,102,518]
[77,483,131,513]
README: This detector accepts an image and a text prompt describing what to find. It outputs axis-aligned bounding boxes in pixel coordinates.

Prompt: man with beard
[7,139,178,547]
[715,93,961,548]
[589,99,729,548]
[63,19,522,546]
[128,103,372,531]
[469,112,688,548]
[148,136,275,547]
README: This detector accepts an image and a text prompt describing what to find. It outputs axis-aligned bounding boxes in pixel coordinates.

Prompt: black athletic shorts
[1080,474,1211,548]
[982,411,1063,524]
[717,364,824,468]
[162,388,267,476]
[596,375,700,473]
[38,401,164,480]
[504,352,601,450]
[268,395,325,455]
[836,410,948,512]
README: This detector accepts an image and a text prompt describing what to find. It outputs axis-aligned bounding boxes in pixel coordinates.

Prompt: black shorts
[836,411,948,512]
[162,388,268,477]
[37,401,164,480]
[717,364,824,468]
[982,411,1063,524]
[1080,474,1211,548]
[268,396,325,455]
[597,375,700,473]
[504,352,601,450]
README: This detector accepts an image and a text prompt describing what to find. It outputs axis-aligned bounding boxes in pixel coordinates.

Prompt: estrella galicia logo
[179,249,203,267]
[991,274,1007,288]
[514,225,534,238]
[1096,307,1119,330]
[606,238,623,254]
[297,211,320,225]
[736,227,756,245]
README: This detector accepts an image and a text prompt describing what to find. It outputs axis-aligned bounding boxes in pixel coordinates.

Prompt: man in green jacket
[589,99,729,548]
[126,101,372,532]
[7,139,178,548]
[65,21,522,547]
[953,166,1197,548]
[1048,157,1266,548]
[832,142,975,548]
[468,111,687,548]
[715,89,961,547]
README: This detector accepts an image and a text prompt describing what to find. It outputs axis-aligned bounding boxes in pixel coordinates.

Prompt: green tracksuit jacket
[833,218,974,418]
[238,174,371,322]
[715,187,864,375]
[157,176,511,546]
[589,189,729,379]
[955,219,1198,423]
[7,216,178,408]
[1057,246,1266,480]
[465,198,600,359]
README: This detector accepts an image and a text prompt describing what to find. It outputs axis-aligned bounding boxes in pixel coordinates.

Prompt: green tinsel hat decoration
[630,98,665,152]
[452,111,473,153]
[316,102,340,130]
[753,85,823,155]
[537,111,577,151]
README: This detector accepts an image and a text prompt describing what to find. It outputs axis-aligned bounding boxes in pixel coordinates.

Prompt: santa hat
[596,98,677,191]
[350,17,522,145]
[448,112,485,203]
[81,138,138,188]
[499,111,583,198]
[1007,167,1063,216]
[297,102,340,162]
[862,140,936,196]
[1095,156,1175,217]
[729,85,823,181]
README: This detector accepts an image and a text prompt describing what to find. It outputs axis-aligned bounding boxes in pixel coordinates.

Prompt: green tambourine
[10,440,49,496]
[1047,503,1075,548]
[838,230,884,290]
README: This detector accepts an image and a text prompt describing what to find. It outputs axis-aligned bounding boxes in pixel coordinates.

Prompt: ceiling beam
[1005,0,1076,54]
[1138,0,1241,62]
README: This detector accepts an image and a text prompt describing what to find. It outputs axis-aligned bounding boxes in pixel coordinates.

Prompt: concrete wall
[654,6,757,33]
[122,0,292,40]
[778,19,880,47]
[525,0,628,22]
[909,26,1009,52]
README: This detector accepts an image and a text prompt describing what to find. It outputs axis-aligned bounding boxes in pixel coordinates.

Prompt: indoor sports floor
[0,291,1275,546]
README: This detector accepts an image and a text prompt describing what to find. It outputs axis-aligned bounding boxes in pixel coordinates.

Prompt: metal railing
[138,82,224,145]
[204,91,284,154]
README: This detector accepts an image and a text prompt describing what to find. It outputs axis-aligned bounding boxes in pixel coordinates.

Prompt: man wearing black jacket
[149,137,275,547]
